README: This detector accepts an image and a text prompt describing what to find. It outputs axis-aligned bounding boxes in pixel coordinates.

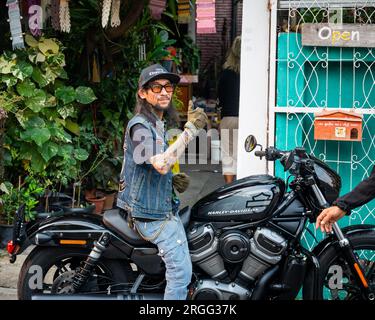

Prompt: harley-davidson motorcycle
[7,135,375,300]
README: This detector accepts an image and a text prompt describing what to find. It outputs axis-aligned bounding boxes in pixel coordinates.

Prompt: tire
[18,246,134,300]
[303,231,375,300]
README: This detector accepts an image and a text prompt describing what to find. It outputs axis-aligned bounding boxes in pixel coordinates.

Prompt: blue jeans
[134,214,192,300]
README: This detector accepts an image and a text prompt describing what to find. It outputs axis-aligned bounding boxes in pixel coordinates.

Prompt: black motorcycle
[8,135,375,300]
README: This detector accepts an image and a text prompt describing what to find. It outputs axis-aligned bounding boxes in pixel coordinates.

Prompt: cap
[139,64,180,88]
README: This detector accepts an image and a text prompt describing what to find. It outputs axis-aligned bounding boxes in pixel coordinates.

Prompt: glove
[172,172,190,193]
[184,101,208,136]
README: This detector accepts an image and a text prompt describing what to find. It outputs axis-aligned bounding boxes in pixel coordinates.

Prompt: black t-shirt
[217,69,240,117]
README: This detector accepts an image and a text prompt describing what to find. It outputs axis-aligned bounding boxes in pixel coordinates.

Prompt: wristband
[333,200,351,216]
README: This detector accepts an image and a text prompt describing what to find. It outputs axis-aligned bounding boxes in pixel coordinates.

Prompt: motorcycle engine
[187,224,288,299]
[239,228,288,282]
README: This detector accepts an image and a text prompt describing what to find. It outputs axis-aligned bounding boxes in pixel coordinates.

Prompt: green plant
[147,29,178,63]
[92,156,122,192]
[173,86,185,111]
[0,175,45,224]
[0,35,96,186]
[180,35,200,74]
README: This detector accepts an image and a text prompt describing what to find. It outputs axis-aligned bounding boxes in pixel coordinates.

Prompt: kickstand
[130,272,145,294]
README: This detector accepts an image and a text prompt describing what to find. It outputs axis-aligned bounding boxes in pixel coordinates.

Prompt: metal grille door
[271,0,375,250]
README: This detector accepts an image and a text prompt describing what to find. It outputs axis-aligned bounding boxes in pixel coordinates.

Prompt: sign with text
[302,23,375,47]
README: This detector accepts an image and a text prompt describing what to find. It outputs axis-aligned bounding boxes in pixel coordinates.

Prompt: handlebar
[254,150,266,158]
[253,146,310,175]
[254,146,286,161]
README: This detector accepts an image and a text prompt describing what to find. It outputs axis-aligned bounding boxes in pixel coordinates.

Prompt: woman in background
[218,36,241,184]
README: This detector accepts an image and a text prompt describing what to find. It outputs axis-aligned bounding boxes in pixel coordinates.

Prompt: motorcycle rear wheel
[17,246,134,300]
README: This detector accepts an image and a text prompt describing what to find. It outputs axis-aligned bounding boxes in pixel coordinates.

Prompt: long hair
[134,94,180,129]
[223,36,241,74]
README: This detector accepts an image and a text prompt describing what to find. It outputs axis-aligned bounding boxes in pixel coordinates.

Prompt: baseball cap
[139,64,180,88]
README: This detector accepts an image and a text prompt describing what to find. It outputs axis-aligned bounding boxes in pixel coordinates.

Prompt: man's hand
[316,206,346,233]
[185,101,208,135]
[150,153,176,175]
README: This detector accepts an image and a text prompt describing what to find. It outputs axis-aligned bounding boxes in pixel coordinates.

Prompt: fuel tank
[191,175,285,222]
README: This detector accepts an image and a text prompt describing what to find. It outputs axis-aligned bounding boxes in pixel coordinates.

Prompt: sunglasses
[146,83,175,93]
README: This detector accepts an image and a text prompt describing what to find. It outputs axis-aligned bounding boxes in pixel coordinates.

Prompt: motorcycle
[7,135,375,300]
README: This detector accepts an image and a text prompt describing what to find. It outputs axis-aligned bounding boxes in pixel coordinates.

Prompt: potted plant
[76,106,123,213]
[0,176,44,248]
[179,35,201,75]
[90,155,122,212]
[0,34,97,186]
[0,181,18,248]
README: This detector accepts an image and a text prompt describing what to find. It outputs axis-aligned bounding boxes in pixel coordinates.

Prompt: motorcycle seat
[102,206,191,246]
[103,209,151,246]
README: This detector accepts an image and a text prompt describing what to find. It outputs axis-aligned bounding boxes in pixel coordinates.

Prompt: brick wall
[196,0,243,73]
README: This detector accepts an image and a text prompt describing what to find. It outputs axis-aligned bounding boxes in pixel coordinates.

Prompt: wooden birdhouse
[314,110,363,141]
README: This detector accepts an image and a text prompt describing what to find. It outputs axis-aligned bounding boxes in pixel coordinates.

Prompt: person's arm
[316,166,375,232]
[333,166,375,214]
[150,105,208,175]
[217,72,225,106]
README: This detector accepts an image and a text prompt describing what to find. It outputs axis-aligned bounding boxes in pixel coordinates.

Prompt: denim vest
[116,113,173,220]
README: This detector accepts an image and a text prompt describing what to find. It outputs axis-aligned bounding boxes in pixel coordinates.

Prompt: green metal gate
[273,0,375,250]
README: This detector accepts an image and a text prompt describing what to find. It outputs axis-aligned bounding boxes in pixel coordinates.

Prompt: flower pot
[85,196,106,214]
[0,224,13,249]
[84,189,97,200]
[103,192,117,210]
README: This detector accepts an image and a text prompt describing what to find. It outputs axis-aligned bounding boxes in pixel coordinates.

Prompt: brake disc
[51,271,76,294]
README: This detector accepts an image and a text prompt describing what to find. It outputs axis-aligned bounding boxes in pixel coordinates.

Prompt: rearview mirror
[244,135,257,152]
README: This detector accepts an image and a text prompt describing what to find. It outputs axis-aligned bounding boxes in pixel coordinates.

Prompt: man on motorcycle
[316,165,375,233]
[116,64,208,300]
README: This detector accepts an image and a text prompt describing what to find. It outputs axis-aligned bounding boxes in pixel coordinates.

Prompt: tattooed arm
[150,106,208,175]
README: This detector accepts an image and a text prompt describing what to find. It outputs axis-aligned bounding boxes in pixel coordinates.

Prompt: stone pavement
[0,163,224,300]
[0,248,29,300]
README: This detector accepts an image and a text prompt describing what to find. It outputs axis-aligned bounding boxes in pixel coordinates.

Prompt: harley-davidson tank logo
[207,208,264,215]
[252,192,272,201]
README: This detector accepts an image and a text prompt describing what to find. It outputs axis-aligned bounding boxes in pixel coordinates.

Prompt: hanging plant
[59,0,71,33]
[102,0,112,28]
[111,0,121,28]
[51,0,61,31]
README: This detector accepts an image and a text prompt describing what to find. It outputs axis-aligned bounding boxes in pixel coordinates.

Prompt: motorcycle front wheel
[304,230,375,300]
[17,246,135,300]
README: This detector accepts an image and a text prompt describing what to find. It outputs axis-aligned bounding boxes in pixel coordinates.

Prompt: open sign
[302,23,375,48]
[318,26,360,45]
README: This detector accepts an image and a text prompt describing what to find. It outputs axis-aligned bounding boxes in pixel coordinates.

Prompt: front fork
[311,183,374,300]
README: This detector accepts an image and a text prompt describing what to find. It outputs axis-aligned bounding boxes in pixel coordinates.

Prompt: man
[116,64,208,300]
[316,165,375,233]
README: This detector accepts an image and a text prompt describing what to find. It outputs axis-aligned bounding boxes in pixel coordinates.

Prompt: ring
[320,221,325,225]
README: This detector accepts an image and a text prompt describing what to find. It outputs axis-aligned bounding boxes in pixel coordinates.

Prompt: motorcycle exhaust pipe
[31,293,164,300]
